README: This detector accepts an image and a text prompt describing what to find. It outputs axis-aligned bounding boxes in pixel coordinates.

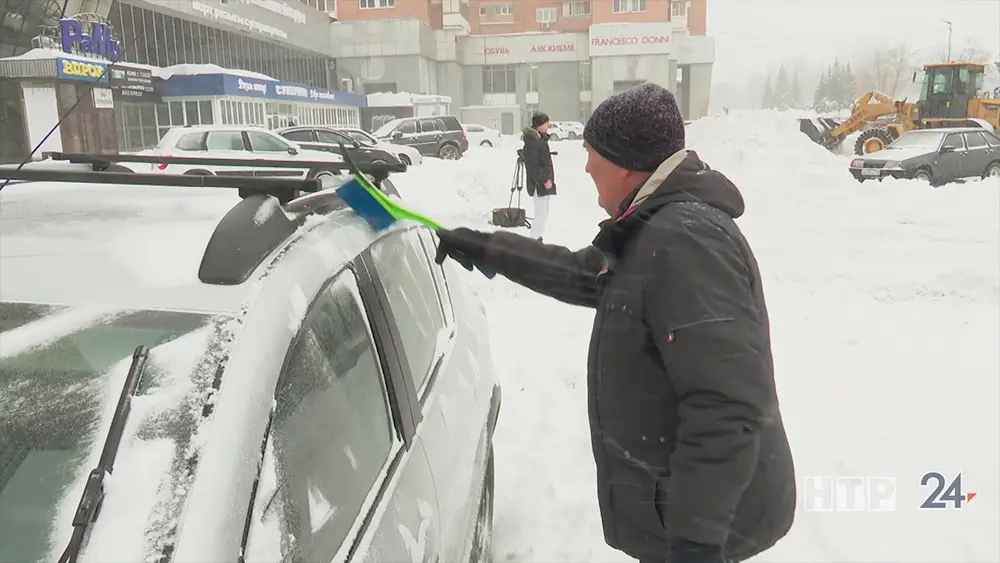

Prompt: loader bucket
[799,117,844,150]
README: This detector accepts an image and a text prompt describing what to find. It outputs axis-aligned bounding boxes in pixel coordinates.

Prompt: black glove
[668,539,726,563]
[434,228,491,272]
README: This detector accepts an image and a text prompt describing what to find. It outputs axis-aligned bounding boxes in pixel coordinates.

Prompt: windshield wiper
[58,346,150,563]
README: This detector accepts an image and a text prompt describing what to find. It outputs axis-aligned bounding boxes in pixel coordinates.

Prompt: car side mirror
[287,147,298,155]
[392,131,403,139]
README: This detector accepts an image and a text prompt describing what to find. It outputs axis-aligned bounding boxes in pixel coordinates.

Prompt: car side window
[175,132,204,150]
[247,131,291,152]
[205,131,246,151]
[346,131,374,145]
[397,121,416,135]
[418,118,440,133]
[984,132,1000,147]
[244,270,399,562]
[282,130,314,143]
[316,130,352,144]
[369,229,448,395]
[964,132,988,148]
[942,133,964,150]
[416,229,455,324]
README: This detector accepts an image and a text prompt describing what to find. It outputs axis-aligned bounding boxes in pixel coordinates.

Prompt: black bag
[490,185,531,228]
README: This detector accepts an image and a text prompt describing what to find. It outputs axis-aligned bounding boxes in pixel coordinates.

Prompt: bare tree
[854,42,917,97]
[927,40,993,63]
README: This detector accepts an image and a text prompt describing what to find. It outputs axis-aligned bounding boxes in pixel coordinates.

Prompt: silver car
[0,172,501,563]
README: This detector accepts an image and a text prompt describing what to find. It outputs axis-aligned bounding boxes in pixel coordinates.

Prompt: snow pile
[156,63,276,81]
[396,110,999,562]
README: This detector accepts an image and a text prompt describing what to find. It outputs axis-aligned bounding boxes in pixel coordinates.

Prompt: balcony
[442,0,470,32]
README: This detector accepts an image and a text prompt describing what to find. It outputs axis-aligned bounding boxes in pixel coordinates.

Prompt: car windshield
[373,119,404,138]
[0,302,232,563]
[887,132,944,150]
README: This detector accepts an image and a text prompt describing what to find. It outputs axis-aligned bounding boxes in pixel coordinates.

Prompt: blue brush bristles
[335,178,396,231]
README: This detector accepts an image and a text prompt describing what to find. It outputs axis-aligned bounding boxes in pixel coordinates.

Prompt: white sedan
[134,125,344,180]
[462,124,502,148]
[336,127,424,167]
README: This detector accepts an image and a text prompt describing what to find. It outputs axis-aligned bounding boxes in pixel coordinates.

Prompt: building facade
[330,0,714,128]
[0,0,358,162]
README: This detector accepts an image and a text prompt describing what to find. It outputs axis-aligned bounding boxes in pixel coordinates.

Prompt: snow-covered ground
[392,111,1000,562]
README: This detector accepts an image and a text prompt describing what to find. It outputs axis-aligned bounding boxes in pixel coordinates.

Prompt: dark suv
[373,115,469,160]
[275,126,404,168]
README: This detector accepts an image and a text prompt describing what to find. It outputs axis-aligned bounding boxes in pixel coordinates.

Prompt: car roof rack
[42,151,407,180]
[0,167,357,286]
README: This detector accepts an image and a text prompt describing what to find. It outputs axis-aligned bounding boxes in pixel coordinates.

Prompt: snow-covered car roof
[0,181,254,314]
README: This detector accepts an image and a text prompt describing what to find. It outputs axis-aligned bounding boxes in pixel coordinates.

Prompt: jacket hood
[614,150,745,221]
[522,127,544,140]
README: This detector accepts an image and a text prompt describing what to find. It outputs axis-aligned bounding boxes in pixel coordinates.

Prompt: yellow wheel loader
[800,62,1000,155]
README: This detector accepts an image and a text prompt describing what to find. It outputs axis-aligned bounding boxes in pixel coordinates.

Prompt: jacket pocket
[653,476,669,530]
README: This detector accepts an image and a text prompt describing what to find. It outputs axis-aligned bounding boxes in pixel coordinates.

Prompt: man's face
[585,142,635,216]
[537,122,550,133]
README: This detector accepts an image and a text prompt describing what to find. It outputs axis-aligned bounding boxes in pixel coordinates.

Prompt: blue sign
[59,18,120,60]
[160,73,367,107]
[56,57,109,83]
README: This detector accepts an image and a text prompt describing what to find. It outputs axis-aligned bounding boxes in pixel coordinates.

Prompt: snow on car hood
[863,147,933,161]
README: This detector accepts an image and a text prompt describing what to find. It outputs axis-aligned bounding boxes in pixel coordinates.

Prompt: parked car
[275,125,405,168]
[374,115,469,160]
[550,121,584,140]
[0,168,501,563]
[134,124,345,181]
[462,123,502,147]
[336,126,424,167]
[849,127,1000,186]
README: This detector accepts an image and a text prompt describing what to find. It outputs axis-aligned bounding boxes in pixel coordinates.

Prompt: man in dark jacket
[434,84,796,563]
[521,111,557,240]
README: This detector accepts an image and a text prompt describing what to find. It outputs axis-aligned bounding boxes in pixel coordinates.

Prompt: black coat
[521,127,556,197]
[481,150,796,562]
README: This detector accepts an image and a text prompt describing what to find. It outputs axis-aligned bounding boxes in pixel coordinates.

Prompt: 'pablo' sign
[59,18,121,60]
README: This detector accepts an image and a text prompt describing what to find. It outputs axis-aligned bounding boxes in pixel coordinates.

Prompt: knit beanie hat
[583,83,685,172]
[531,111,550,128]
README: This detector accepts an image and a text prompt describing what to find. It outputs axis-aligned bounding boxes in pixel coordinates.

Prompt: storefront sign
[191,1,289,39]
[478,34,586,63]
[588,22,674,57]
[56,57,110,83]
[110,65,161,103]
[237,0,306,24]
[59,19,121,60]
[530,43,576,53]
[93,88,115,109]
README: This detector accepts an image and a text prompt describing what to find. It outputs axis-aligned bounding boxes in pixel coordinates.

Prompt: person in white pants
[521,111,556,241]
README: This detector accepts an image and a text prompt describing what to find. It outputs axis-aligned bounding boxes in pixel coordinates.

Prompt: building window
[483,65,516,95]
[562,0,591,17]
[613,0,646,13]
[536,7,556,22]
[479,2,513,20]
[579,61,592,91]
[525,103,539,121]
[526,65,539,92]
[360,0,394,8]
[671,0,687,17]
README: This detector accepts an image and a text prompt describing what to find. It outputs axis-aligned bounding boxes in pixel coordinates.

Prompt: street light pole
[942,20,953,61]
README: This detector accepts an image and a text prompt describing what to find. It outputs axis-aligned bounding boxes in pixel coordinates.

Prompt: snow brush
[333,146,495,279]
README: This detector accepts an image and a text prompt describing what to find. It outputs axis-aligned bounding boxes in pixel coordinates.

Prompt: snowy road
[392,111,1000,563]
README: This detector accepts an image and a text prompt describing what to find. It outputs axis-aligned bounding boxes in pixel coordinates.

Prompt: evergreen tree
[774,65,791,109]
[812,69,831,112]
[762,76,775,109]
[791,70,801,109]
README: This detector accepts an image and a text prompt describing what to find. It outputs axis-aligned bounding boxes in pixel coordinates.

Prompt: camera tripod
[489,151,532,229]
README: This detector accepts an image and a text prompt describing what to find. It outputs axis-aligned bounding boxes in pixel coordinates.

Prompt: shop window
[562,0,590,17]
[536,7,556,22]
[185,101,200,126]
[579,61,592,91]
[483,65,516,95]
[526,66,539,93]
[199,100,214,125]
[613,0,645,13]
